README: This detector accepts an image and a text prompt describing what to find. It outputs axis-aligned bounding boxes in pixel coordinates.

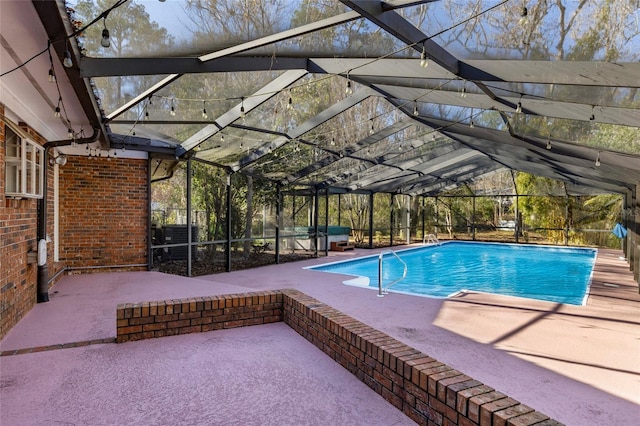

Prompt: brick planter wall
[116,291,283,342]
[116,289,560,426]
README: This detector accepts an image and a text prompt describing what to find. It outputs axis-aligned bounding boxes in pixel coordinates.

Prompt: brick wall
[116,289,560,426]
[1,102,149,340]
[0,108,43,339]
[116,291,283,342]
[59,156,148,270]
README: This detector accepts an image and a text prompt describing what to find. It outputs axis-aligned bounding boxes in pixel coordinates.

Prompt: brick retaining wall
[116,289,561,426]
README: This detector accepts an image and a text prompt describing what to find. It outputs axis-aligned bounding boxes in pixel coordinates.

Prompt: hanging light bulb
[460,82,467,98]
[145,105,149,119]
[221,134,225,143]
[595,152,601,167]
[345,73,353,95]
[589,106,595,121]
[170,99,176,116]
[413,100,419,116]
[287,93,293,110]
[202,101,208,119]
[68,127,74,139]
[516,95,523,113]
[546,136,552,150]
[240,97,246,118]
[369,120,375,135]
[420,45,428,68]
[48,67,56,83]
[519,5,529,26]
[469,108,475,128]
[330,137,336,146]
[63,47,73,68]
[100,18,111,48]
[54,97,62,118]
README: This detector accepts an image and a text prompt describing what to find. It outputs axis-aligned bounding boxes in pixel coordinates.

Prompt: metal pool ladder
[378,250,408,297]
[423,234,440,245]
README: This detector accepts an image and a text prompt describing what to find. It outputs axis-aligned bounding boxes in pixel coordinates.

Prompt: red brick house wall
[59,156,148,269]
[1,103,149,339]
[0,106,44,338]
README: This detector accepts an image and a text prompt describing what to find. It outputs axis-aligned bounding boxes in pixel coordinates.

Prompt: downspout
[38,128,101,303]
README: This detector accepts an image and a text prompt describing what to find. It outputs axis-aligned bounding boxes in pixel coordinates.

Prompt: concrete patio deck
[1,245,639,425]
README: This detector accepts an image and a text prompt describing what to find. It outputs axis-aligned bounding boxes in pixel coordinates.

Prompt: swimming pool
[307,242,597,305]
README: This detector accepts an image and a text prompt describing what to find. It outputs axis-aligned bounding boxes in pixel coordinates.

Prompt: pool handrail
[378,250,408,297]
[423,234,440,245]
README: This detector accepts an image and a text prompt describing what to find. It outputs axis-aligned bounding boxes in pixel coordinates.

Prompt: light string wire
[136,0,512,145]
[0,0,130,139]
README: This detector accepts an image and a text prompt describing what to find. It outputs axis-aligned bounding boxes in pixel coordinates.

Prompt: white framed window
[5,124,44,199]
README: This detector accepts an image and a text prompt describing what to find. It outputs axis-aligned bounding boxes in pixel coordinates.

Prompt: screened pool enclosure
[12,0,640,277]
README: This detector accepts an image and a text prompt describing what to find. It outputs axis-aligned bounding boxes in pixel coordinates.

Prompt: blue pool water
[308,242,597,305]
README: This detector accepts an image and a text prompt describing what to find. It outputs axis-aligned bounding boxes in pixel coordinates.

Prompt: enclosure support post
[564,196,570,246]
[225,173,232,272]
[632,184,639,284]
[421,196,425,243]
[368,193,374,249]
[186,158,193,277]
[406,196,411,245]
[390,193,395,247]
[325,188,329,257]
[435,196,439,238]
[275,183,281,264]
[515,195,520,243]
[147,158,152,271]
[472,195,476,241]
[512,171,519,243]
[313,187,319,257]
[623,191,630,260]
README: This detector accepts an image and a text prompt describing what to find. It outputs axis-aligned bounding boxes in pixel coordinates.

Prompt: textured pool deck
[1,246,639,425]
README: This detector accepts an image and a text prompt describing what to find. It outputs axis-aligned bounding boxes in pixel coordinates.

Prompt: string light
[202,100,208,119]
[68,127,74,139]
[419,45,428,68]
[460,81,467,98]
[54,97,61,117]
[100,17,110,48]
[546,136,552,150]
[595,152,601,167]
[240,97,246,118]
[469,108,475,128]
[413,101,419,116]
[369,119,375,135]
[516,95,523,113]
[589,105,595,121]
[170,98,176,116]
[63,41,73,68]
[287,92,293,110]
[519,4,529,26]
[48,67,56,83]
[345,72,353,95]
